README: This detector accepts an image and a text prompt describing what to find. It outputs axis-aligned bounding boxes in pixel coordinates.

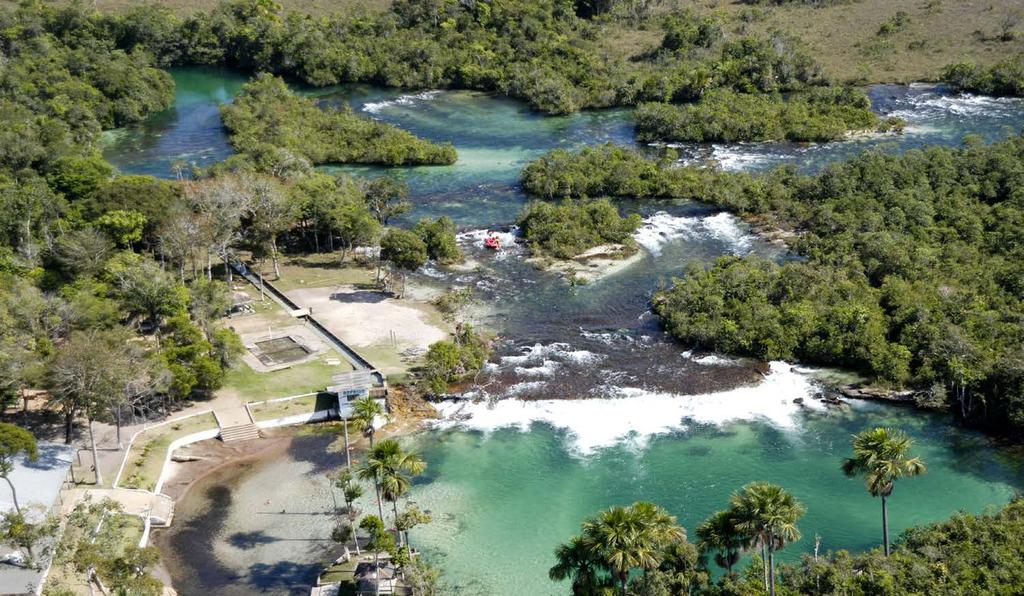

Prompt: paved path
[216,405,254,428]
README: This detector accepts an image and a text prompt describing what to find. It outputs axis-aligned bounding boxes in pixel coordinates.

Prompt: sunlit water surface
[108,69,1024,595]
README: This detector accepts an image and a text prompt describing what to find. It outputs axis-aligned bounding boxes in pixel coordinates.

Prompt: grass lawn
[118,413,218,491]
[252,252,378,292]
[249,392,337,421]
[223,356,353,402]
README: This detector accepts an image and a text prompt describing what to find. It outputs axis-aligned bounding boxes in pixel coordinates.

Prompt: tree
[549,535,602,596]
[0,424,37,515]
[580,502,685,595]
[94,209,146,249]
[351,396,386,448]
[358,438,425,549]
[0,508,58,568]
[363,177,411,226]
[52,228,115,279]
[330,199,380,262]
[395,504,431,559]
[379,228,428,296]
[841,427,927,556]
[47,329,134,483]
[335,468,364,554]
[696,509,744,575]
[186,175,250,282]
[242,173,295,279]
[359,515,397,596]
[413,217,461,264]
[109,254,189,328]
[369,439,426,547]
[729,482,805,596]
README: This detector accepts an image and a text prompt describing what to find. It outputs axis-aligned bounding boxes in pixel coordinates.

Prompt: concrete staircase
[219,423,261,443]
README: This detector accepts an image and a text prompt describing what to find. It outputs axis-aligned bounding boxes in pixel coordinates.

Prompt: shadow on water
[248,561,322,595]
[286,432,341,477]
[163,484,237,593]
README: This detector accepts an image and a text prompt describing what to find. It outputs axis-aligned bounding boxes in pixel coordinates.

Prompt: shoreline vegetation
[635,87,905,144]
[221,74,457,168]
[521,140,1024,439]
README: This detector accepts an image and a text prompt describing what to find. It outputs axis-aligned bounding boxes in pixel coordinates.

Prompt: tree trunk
[768,545,776,596]
[89,418,102,486]
[761,544,769,590]
[374,479,386,528]
[882,494,890,556]
[271,236,281,280]
[619,572,628,596]
[115,406,123,450]
[64,410,74,445]
[392,500,403,547]
[349,511,361,556]
[4,476,21,515]
[343,419,351,469]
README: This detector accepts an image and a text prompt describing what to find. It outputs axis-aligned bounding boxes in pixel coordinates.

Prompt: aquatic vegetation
[635,87,890,143]
[221,74,457,167]
[421,325,491,395]
[517,199,643,259]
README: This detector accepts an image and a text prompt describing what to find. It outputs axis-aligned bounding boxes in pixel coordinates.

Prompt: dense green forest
[221,74,456,168]
[522,141,1024,436]
[635,88,901,143]
[517,199,642,259]
[15,0,829,114]
[943,53,1024,98]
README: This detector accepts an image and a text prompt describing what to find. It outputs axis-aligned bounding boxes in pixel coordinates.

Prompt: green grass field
[222,357,353,401]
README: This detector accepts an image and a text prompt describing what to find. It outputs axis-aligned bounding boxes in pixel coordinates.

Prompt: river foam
[362,90,442,114]
[432,362,823,454]
[633,211,753,255]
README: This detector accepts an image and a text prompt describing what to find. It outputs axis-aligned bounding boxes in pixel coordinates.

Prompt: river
[104,68,1024,595]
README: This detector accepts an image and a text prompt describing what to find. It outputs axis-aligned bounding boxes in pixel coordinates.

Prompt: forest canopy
[220,74,457,168]
[522,140,1024,436]
[43,0,831,114]
[635,87,901,143]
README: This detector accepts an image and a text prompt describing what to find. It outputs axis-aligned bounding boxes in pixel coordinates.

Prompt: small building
[328,371,388,419]
[353,561,398,595]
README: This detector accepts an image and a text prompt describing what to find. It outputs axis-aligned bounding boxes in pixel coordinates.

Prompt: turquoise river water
[107,68,1024,595]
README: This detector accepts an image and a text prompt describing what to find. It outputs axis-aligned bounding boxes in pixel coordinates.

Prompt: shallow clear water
[116,69,1024,595]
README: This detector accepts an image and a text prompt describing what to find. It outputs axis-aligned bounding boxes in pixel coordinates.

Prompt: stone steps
[220,423,261,443]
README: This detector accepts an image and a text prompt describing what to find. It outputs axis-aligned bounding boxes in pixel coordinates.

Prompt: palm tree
[581,502,685,596]
[351,396,387,447]
[358,439,426,546]
[335,469,363,555]
[376,442,426,547]
[842,427,927,556]
[549,536,602,596]
[729,482,805,596]
[695,509,745,575]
